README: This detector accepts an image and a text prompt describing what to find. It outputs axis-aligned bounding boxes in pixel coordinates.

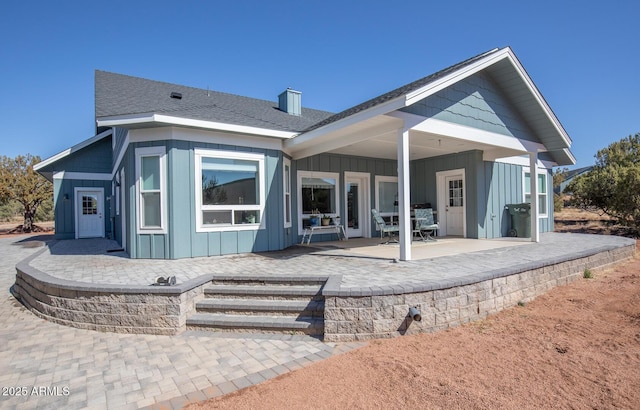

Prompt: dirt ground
[189,245,640,409]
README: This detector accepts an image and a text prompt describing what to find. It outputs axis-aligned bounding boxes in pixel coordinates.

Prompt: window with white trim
[135,147,166,233]
[195,149,265,232]
[298,171,339,230]
[283,158,292,228]
[375,176,398,218]
[523,168,548,217]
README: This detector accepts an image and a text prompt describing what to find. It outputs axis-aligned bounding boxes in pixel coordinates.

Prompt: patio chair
[371,209,399,244]
[413,208,439,241]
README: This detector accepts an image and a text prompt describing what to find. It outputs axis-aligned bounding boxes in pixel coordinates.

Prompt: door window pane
[449,179,463,207]
[347,183,359,229]
[82,195,98,215]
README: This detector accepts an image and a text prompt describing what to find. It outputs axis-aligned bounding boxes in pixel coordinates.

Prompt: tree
[0,154,53,232]
[567,133,640,234]
[552,167,569,212]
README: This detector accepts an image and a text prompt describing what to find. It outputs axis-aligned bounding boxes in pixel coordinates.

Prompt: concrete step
[186,313,324,335]
[203,284,323,300]
[195,299,324,316]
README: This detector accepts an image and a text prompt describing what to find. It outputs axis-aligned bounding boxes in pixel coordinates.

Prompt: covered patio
[285,48,574,261]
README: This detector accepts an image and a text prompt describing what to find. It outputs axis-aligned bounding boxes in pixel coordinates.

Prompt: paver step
[186,313,324,335]
[204,284,323,299]
[195,299,324,316]
[211,275,327,286]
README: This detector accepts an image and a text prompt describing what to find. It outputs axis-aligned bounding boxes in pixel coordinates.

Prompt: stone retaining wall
[13,248,209,335]
[14,240,636,340]
[323,245,635,342]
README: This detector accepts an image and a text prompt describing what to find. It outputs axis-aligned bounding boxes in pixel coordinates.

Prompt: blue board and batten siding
[41,136,113,239]
[294,153,398,243]
[52,179,112,239]
[404,70,553,238]
[401,71,539,142]
[123,139,286,259]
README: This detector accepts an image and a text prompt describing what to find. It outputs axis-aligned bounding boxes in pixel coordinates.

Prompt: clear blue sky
[1,0,638,169]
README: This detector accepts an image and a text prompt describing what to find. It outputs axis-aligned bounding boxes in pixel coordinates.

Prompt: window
[283,158,292,228]
[135,147,166,233]
[297,171,339,231]
[375,176,398,217]
[195,149,265,232]
[82,195,98,215]
[449,179,463,207]
[524,168,548,217]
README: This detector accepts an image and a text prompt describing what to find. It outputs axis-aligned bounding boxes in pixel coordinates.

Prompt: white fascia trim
[390,111,546,153]
[405,47,571,149]
[405,48,503,104]
[561,148,577,165]
[111,130,130,179]
[503,48,572,148]
[97,113,297,139]
[35,129,113,171]
[285,98,406,150]
[53,172,112,181]
[288,118,403,160]
[495,155,555,169]
[129,126,283,151]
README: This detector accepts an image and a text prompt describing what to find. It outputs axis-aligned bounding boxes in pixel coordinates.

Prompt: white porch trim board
[53,172,112,181]
[529,152,540,242]
[397,127,412,261]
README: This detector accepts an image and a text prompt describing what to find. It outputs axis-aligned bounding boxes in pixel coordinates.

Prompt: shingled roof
[96,48,502,136]
[95,71,334,133]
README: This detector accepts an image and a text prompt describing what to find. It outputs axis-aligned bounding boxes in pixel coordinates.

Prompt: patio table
[300,224,348,244]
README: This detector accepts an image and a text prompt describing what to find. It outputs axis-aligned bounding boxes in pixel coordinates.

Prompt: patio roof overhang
[284,47,575,167]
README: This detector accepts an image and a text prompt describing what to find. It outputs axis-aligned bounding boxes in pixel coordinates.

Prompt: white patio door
[76,188,104,238]
[445,176,464,236]
[345,172,370,238]
[437,169,466,237]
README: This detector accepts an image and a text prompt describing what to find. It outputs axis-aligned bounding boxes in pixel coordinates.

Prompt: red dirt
[188,246,640,409]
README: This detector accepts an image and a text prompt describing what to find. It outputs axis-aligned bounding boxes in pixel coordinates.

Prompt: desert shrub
[567,133,640,236]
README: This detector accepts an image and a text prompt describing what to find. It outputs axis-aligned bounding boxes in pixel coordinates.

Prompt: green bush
[567,133,640,235]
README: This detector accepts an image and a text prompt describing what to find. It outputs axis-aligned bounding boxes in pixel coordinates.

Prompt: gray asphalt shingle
[95,71,334,133]
[95,48,501,135]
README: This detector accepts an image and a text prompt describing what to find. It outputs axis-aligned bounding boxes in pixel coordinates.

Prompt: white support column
[529,152,540,242]
[397,128,412,261]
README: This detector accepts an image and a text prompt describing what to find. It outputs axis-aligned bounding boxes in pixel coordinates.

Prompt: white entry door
[436,169,466,237]
[345,172,370,238]
[445,176,464,236]
[76,189,104,238]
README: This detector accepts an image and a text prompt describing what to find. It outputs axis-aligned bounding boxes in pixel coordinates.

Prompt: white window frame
[297,171,340,235]
[135,146,167,234]
[374,175,398,218]
[194,148,265,232]
[523,167,548,218]
[283,158,292,228]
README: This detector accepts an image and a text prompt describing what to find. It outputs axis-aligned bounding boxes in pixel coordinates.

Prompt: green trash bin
[505,203,531,238]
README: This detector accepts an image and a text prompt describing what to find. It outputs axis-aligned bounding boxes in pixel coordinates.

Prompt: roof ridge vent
[170,91,182,99]
[278,88,301,116]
